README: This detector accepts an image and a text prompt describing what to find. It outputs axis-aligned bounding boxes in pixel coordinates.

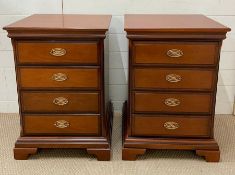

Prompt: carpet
[1,113,235,175]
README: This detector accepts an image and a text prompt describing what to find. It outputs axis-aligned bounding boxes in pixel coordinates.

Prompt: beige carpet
[1,114,235,175]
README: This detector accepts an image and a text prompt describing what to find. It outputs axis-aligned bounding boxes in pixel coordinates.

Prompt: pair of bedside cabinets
[4,14,230,162]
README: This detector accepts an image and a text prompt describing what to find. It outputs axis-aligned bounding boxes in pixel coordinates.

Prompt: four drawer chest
[123,14,230,162]
[3,14,232,162]
[4,14,113,161]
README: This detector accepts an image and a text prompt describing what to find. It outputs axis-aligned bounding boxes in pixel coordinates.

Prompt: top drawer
[133,42,219,65]
[17,42,99,65]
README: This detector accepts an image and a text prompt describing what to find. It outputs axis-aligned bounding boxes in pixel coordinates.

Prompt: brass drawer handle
[53,97,68,106]
[52,73,67,82]
[164,98,180,107]
[50,48,66,56]
[164,121,179,130]
[167,49,183,58]
[166,74,182,83]
[54,120,70,128]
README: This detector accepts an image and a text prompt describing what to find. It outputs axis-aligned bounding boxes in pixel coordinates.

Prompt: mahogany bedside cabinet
[3,14,113,161]
[122,14,230,162]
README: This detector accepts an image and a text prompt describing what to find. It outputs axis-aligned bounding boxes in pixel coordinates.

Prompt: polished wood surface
[125,14,230,33]
[14,148,38,160]
[87,148,111,161]
[133,68,215,90]
[196,150,220,162]
[123,101,220,162]
[17,42,99,64]
[123,14,230,162]
[19,67,100,89]
[4,14,113,161]
[132,115,210,137]
[21,91,100,113]
[23,115,100,135]
[133,42,218,65]
[4,14,112,31]
[122,148,146,161]
[133,92,212,113]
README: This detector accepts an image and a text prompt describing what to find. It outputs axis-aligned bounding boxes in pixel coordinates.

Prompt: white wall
[0,0,235,113]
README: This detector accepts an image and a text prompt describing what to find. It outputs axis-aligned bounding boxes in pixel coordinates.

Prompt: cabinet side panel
[104,33,110,107]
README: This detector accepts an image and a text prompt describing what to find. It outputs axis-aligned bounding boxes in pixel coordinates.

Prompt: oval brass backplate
[53,97,69,106]
[50,48,66,57]
[164,121,179,130]
[52,73,67,82]
[166,74,182,83]
[164,98,180,107]
[54,120,70,128]
[167,49,183,58]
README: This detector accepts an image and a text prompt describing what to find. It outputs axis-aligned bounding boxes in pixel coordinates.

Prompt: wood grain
[123,14,229,161]
[17,42,99,65]
[125,14,230,33]
[133,92,212,114]
[4,14,112,31]
[196,149,220,162]
[19,67,100,89]
[132,114,210,137]
[23,115,100,135]
[14,148,38,160]
[4,14,113,161]
[133,68,215,90]
[21,91,100,113]
[133,42,218,65]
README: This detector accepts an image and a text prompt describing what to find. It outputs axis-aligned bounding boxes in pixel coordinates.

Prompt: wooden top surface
[3,14,112,31]
[125,14,231,33]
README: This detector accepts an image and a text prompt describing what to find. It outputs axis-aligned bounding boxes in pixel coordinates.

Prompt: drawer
[21,91,100,113]
[132,114,210,137]
[19,67,99,89]
[133,68,215,90]
[17,42,99,65]
[23,114,100,135]
[133,92,212,114]
[133,42,218,65]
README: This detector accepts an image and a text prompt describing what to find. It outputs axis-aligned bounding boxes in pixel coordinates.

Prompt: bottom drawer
[23,115,100,136]
[132,115,210,137]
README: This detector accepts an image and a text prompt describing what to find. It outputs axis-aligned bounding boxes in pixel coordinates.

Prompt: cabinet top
[3,14,112,32]
[125,14,230,33]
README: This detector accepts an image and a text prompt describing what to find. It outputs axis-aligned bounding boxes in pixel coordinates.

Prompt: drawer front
[23,115,100,135]
[19,68,99,89]
[17,42,98,64]
[133,42,218,65]
[132,115,210,137]
[133,92,212,113]
[21,92,100,113]
[133,68,215,90]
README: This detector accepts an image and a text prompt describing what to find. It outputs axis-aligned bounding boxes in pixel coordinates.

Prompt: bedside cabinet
[4,14,113,161]
[123,14,230,162]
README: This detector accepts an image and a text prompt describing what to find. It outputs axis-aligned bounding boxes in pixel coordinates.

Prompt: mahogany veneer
[123,14,230,162]
[4,14,113,161]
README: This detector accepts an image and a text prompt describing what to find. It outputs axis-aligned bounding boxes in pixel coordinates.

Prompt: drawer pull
[52,73,67,82]
[167,49,183,58]
[164,98,180,107]
[54,120,70,128]
[50,48,66,56]
[164,121,179,130]
[166,74,182,83]
[53,97,69,106]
